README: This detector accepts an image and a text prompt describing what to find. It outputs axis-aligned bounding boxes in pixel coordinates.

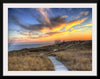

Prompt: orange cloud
[83,24,92,27]
[51,23,66,32]
[75,16,81,19]
[80,11,84,15]
[40,23,66,33]
[75,11,84,19]
[84,11,89,15]
[40,27,50,33]
[75,11,89,19]
[65,18,87,31]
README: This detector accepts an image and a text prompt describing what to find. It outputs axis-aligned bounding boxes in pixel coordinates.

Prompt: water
[8,43,43,51]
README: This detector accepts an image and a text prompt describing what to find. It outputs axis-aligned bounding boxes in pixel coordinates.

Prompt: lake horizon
[8,42,54,51]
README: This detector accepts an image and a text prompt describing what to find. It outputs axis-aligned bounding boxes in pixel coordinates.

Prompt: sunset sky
[8,8,92,44]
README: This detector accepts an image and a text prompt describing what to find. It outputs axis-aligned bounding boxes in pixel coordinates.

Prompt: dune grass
[8,55,54,71]
[53,49,92,71]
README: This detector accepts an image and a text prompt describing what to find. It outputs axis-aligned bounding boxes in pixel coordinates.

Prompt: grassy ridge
[8,40,92,71]
[48,41,92,71]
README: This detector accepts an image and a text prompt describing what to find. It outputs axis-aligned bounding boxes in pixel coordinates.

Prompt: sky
[8,8,92,44]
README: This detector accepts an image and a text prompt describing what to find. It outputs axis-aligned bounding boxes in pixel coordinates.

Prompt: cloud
[75,24,92,29]
[75,11,89,19]
[36,8,51,25]
[75,11,84,19]
[18,31,32,36]
[69,28,82,32]
[15,29,64,40]
[82,24,92,27]
[46,31,63,36]
[80,11,84,15]
[26,31,64,39]
[65,18,87,31]
[84,11,89,15]
[11,14,67,33]
[17,30,40,37]
[75,16,81,19]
